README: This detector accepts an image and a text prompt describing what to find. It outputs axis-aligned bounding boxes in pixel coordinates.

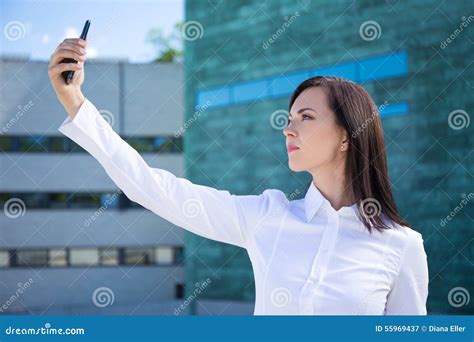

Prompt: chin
[288,161,305,172]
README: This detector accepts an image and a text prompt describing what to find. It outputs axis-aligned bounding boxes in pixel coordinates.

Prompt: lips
[287,144,300,152]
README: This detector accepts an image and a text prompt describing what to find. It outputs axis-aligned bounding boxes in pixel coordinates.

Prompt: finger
[49,43,86,67]
[62,38,87,46]
[55,43,86,56]
[48,62,83,79]
[51,49,86,66]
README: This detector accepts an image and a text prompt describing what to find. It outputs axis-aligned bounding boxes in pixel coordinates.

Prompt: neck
[308,159,355,211]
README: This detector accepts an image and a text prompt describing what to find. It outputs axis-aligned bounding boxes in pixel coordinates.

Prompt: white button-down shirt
[58,98,429,315]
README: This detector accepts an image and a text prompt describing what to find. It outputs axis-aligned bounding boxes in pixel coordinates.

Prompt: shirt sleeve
[58,97,277,249]
[384,230,429,315]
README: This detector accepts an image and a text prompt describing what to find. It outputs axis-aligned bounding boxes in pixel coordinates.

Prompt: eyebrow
[288,107,317,117]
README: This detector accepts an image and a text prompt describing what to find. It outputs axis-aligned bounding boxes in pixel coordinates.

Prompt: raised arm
[48,38,284,249]
[59,98,281,248]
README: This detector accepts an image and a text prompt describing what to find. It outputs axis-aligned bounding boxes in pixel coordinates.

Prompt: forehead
[290,86,331,115]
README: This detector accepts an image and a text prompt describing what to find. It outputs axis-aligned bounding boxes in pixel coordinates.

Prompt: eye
[302,114,312,120]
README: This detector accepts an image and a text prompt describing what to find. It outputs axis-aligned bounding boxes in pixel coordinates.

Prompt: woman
[48,38,429,315]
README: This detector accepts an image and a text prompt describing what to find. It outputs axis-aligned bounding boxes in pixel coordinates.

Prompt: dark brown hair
[289,76,410,233]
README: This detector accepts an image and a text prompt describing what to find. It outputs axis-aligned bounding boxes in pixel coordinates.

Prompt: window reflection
[155,246,174,265]
[49,249,67,267]
[69,248,99,266]
[15,249,48,267]
[125,248,154,265]
[0,250,10,267]
[99,248,119,266]
[0,135,182,153]
[1,246,183,268]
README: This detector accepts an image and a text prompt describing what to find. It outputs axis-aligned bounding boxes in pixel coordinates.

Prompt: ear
[340,131,349,151]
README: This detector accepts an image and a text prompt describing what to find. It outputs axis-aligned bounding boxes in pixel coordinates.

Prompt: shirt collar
[304,181,359,222]
[304,181,325,222]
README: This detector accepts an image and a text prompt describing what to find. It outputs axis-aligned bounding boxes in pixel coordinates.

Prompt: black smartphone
[61,20,91,85]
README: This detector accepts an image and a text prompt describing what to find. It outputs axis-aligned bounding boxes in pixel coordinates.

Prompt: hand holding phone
[60,20,91,84]
[48,20,91,119]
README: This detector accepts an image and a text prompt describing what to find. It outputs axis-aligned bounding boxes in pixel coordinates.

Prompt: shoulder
[231,188,289,219]
[383,222,427,268]
[378,218,423,246]
[261,188,289,202]
[259,188,290,214]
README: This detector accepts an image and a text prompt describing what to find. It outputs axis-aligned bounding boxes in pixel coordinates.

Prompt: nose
[283,123,297,138]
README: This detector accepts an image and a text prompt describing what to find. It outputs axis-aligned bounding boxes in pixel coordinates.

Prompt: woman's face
[284,87,348,172]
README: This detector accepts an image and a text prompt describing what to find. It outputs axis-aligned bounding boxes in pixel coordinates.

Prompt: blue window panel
[153,136,167,147]
[196,87,231,108]
[196,51,409,110]
[270,71,310,97]
[307,62,358,82]
[232,79,271,104]
[358,51,408,82]
[378,101,409,117]
[100,193,120,209]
